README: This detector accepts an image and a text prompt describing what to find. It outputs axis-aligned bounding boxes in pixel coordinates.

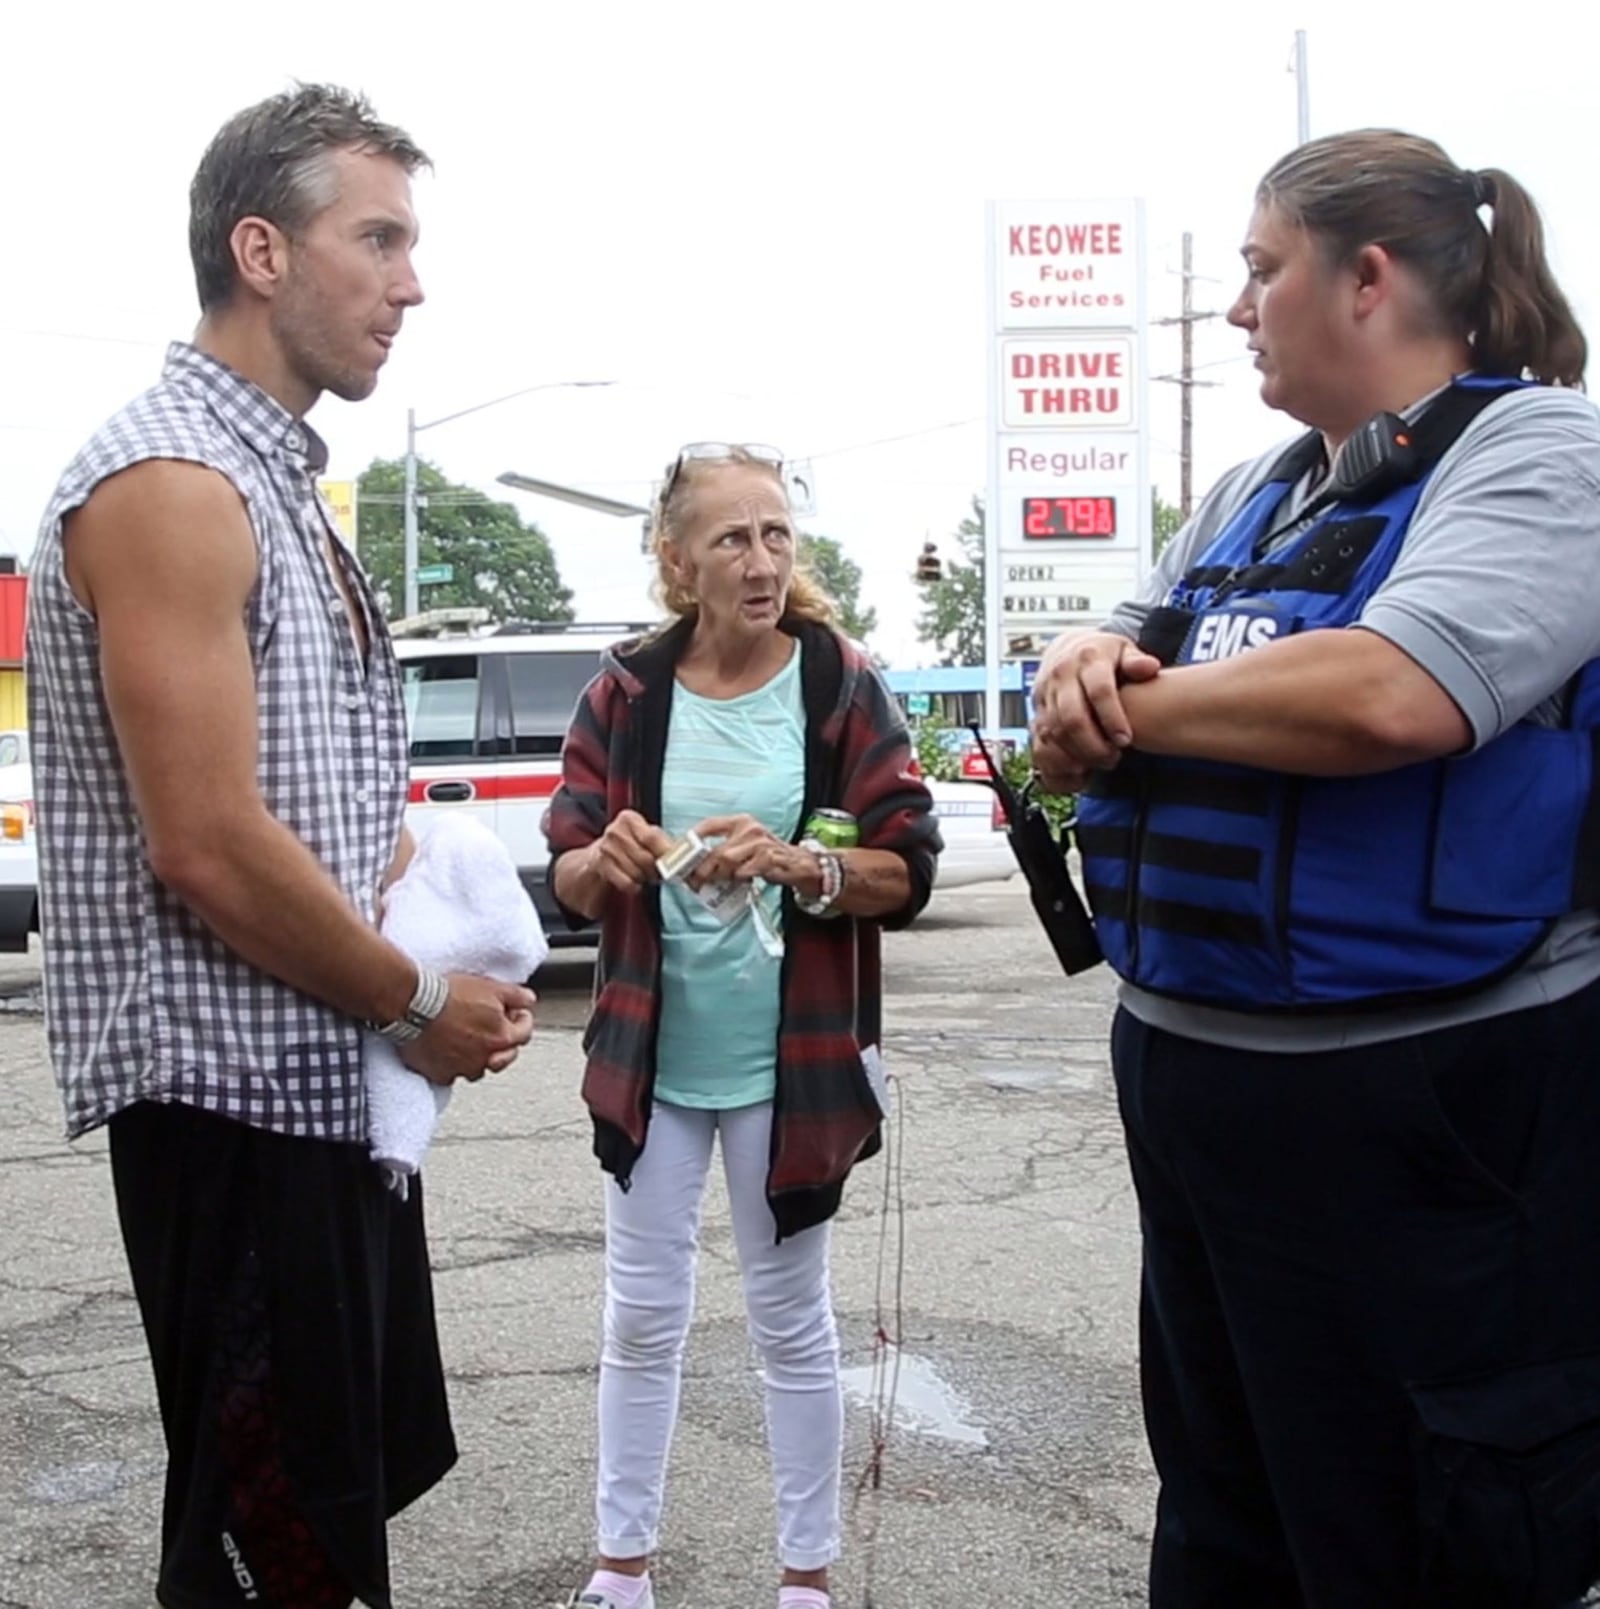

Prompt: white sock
[778,1590,830,1609]
[585,1569,652,1607]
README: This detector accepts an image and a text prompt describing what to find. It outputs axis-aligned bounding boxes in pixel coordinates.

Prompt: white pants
[596,1100,842,1571]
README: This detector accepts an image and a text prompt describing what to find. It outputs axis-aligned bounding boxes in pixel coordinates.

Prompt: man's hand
[1030,630,1162,789]
[591,810,676,894]
[401,974,538,1085]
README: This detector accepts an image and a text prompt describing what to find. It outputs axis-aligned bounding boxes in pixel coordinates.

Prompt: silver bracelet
[374,964,449,1043]
[411,965,449,1022]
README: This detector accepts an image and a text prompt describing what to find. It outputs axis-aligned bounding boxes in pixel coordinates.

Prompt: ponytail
[1259,131,1586,389]
[1471,167,1587,387]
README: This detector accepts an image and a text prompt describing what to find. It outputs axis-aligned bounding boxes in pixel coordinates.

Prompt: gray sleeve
[1102,449,1291,639]
[1357,389,1600,748]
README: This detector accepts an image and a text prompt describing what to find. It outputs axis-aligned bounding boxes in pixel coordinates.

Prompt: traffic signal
[915,541,942,584]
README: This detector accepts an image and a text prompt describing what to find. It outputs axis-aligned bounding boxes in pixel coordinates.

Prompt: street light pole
[403,407,419,618]
[400,379,615,619]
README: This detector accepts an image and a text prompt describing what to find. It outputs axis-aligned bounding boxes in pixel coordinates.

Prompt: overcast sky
[5,2,1596,662]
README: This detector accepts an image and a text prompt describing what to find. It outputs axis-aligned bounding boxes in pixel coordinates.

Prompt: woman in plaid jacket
[545,443,940,1609]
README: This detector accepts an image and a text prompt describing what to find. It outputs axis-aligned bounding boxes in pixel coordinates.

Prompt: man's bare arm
[65,461,532,1073]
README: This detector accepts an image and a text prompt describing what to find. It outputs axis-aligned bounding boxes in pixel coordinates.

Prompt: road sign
[785,459,818,518]
[417,563,454,585]
[907,692,932,717]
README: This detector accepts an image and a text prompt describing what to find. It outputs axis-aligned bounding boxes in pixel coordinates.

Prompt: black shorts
[109,1100,458,1609]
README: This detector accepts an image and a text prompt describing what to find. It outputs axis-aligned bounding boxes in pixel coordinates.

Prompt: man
[26,84,536,1609]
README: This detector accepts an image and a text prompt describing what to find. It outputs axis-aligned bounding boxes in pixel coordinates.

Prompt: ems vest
[1076,376,1600,1012]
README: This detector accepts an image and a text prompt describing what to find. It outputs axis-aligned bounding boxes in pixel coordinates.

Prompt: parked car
[924,777,1015,890]
[0,729,38,952]
[394,623,1013,945]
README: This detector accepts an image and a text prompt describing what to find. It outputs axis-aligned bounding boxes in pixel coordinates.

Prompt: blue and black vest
[1076,376,1600,1012]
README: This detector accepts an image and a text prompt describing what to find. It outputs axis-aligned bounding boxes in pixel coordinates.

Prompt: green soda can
[804,808,859,850]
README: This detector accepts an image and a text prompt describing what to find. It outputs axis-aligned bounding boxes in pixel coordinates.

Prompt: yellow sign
[317,479,359,549]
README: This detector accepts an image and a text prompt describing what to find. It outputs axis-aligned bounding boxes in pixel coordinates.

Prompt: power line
[0,325,167,350]
[800,416,984,462]
[1188,352,1252,375]
[360,492,494,506]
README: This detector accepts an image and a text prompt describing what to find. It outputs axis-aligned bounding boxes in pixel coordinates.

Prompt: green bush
[910,709,962,783]
[909,708,1076,838]
[1000,745,1076,838]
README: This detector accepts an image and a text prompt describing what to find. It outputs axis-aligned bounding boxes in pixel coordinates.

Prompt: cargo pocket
[1411,1354,1600,1608]
[1432,724,1589,920]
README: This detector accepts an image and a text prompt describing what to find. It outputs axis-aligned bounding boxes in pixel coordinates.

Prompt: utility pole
[1293,29,1310,145]
[401,379,617,621]
[1155,233,1219,519]
[403,408,419,618]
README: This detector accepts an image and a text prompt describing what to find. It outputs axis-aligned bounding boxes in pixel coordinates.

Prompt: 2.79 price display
[1022,495,1118,539]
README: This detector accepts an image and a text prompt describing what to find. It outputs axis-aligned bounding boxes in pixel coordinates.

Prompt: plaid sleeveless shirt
[27,343,407,1142]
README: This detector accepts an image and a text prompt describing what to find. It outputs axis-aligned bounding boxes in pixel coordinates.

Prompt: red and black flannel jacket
[544,615,942,1240]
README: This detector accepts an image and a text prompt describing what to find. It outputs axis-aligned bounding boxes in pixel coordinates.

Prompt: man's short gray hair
[188,82,430,312]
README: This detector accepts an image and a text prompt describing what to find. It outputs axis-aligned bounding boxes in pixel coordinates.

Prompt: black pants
[1113,979,1600,1609]
[110,1102,458,1609]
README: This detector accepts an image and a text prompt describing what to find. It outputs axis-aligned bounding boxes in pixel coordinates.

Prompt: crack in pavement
[448,1361,597,1384]
[430,1118,591,1148]
[0,1149,105,1170]
[432,1228,605,1271]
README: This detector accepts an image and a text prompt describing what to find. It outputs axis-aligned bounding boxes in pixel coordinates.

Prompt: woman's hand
[1030,629,1162,786]
[591,809,676,894]
[688,814,818,895]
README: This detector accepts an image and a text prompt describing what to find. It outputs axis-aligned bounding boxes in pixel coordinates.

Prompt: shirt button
[286,429,304,452]
[355,788,371,804]
[344,693,363,711]
[328,597,345,615]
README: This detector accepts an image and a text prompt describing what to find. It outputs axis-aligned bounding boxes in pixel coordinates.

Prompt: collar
[162,341,330,473]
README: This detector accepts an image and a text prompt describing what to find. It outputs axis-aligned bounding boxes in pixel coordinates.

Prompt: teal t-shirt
[655,644,805,1109]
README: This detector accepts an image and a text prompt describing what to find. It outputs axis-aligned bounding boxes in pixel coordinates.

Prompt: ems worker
[1032,129,1600,1609]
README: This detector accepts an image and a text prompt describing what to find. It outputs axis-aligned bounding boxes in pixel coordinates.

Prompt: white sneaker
[567,1586,656,1609]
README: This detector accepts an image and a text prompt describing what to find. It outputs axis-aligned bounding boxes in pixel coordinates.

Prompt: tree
[914,495,987,666]
[1153,493,1184,558]
[354,457,574,624]
[799,533,877,644]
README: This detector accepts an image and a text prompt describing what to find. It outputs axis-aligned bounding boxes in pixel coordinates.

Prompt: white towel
[365,812,549,1197]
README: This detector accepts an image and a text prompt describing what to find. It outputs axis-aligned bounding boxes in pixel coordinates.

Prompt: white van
[393,622,1012,946]
[395,622,619,945]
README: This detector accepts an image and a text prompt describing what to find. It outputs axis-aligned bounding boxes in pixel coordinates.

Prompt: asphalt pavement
[1,883,1159,1608]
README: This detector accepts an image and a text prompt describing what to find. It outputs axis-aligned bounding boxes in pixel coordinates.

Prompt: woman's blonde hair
[647,446,835,625]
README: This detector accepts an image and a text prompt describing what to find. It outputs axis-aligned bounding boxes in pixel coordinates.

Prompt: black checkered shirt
[27,342,408,1143]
